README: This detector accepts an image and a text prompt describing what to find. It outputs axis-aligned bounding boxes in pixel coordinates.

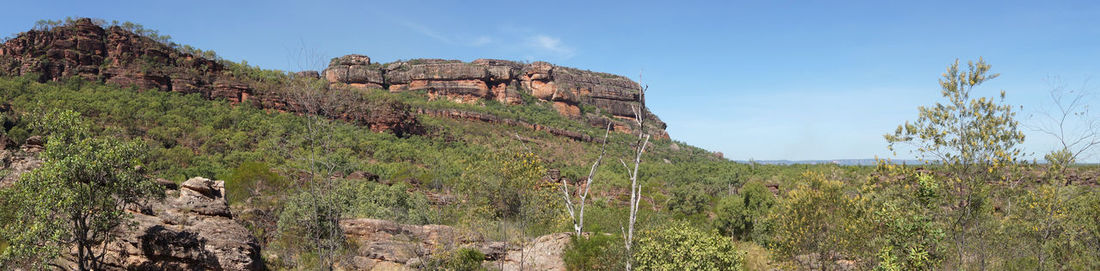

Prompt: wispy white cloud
[397,20,455,44]
[470,36,493,46]
[378,15,577,60]
[526,34,575,58]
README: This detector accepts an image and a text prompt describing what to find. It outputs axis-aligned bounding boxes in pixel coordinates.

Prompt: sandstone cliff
[0,17,668,140]
[325,55,669,138]
[0,18,419,136]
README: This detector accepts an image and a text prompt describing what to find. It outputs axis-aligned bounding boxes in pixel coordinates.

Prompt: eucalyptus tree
[0,110,161,271]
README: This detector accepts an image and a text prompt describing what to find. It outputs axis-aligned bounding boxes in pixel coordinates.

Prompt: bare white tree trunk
[560,123,612,237]
[620,84,650,271]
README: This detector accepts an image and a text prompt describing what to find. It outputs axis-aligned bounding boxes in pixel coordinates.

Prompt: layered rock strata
[0,18,419,136]
[324,55,668,138]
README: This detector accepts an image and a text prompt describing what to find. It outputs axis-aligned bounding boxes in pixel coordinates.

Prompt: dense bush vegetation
[2,51,1100,270]
[0,110,161,270]
[633,222,743,270]
[715,181,775,242]
[562,233,624,271]
[428,247,487,271]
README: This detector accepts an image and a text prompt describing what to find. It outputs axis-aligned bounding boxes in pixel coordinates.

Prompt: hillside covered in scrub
[1,17,1100,271]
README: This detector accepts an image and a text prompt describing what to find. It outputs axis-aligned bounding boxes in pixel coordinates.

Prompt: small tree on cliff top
[0,110,161,271]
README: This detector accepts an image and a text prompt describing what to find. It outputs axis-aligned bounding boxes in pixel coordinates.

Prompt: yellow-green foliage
[457,151,565,234]
[770,171,869,267]
[883,58,1026,268]
[223,161,286,205]
[885,58,1024,168]
[736,241,776,271]
[633,222,742,271]
[425,247,486,271]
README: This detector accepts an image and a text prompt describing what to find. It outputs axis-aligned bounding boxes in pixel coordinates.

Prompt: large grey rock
[338,218,569,271]
[97,177,262,270]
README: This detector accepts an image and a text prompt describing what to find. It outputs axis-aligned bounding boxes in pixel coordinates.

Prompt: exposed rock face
[0,18,420,136]
[323,55,668,138]
[0,137,44,187]
[0,144,262,271]
[98,177,263,270]
[0,18,665,140]
[338,218,568,271]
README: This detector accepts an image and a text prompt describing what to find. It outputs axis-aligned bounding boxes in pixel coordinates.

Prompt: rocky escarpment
[324,55,669,138]
[0,17,667,140]
[0,139,262,271]
[338,218,570,271]
[0,18,418,136]
[90,177,263,270]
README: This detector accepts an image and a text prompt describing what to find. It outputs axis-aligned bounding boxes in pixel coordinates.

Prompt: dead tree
[560,122,612,237]
[1028,77,1099,270]
[620,83,651,271]
[1032,77,1100,172]
[285,45,347,270]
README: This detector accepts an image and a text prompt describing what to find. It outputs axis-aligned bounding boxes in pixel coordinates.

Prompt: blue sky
[4,0,1099,161]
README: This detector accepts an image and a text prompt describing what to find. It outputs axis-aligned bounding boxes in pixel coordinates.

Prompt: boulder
[339,218,570,271]
[177,177,232,217]
[96,177,263,270]
[492,233,571,271]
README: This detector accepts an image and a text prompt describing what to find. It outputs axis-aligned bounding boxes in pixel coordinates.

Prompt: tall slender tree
[621,82,651,271]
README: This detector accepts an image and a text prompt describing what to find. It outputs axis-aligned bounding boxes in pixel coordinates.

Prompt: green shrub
[222,161,285,205]
[563,233,624,271]
[0,189,9,257]
[337,181,436,225]
[769,171,871,269]
[715,181,775,241]
[667,182,710,216]
[634,222,742,271]
[426,247,485,271]
[273,189,344,260]
[457,152,561,230]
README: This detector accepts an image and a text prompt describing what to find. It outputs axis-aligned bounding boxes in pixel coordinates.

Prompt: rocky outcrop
[0,18,666,140]
[0,136,44,187]
[323,55,669,138]
[0,143,263,271]
[0,18,420,136]
[95,177,263,270]
[338,218,568,271]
